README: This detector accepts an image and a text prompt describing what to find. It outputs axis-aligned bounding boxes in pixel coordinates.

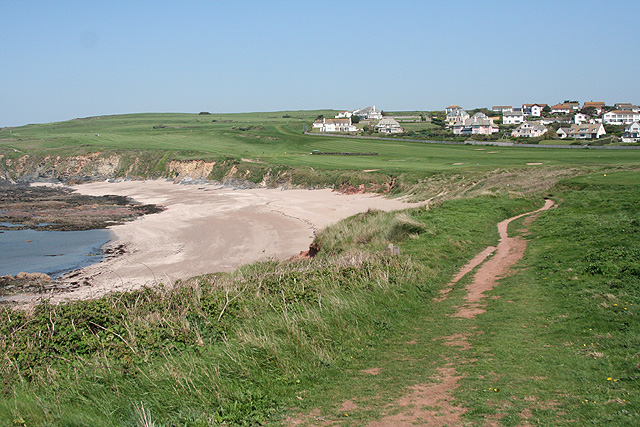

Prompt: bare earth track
[370,199,556,426]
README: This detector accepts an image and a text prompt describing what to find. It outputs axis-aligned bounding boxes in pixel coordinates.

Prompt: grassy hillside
[1,112,640,425]
[2,112,640,181]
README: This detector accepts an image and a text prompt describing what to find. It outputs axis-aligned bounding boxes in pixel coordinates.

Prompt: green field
[2,112,640,179]
[1,112,640,426]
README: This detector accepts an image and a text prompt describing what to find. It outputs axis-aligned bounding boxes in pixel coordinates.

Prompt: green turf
[3,112,640,178]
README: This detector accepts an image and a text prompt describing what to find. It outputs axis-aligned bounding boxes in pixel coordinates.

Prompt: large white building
[511,121,548,138]
[557,123,606,139]
[503,111,525,125]
[353,106,383,120]
[603,110,640,125]
[453,113,498,135]
[492,105,513,113]
[622,122,640,143]
[312,118,357,132]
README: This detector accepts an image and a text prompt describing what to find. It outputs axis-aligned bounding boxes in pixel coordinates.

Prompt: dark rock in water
[0,181,164,231]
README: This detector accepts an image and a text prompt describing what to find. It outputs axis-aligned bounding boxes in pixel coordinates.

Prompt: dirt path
[453,198,555,318]
[365,199,556,426]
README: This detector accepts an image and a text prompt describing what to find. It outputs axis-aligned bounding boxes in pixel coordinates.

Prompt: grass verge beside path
[468,175,636,427]
[453,171,640,426]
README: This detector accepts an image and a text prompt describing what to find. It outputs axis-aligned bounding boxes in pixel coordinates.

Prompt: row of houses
[336,106,383,120]
[509,121,608,140]
[313,106,405,134]
[489,101,640,125]
[450,101,640,142]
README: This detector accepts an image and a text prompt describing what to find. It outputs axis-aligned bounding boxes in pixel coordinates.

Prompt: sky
[1,0,639,127]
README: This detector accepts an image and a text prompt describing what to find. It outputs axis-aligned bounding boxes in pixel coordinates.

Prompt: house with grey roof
[375,117,404,134]
[614,103,639,112]
[353,106,383,120]
[511,121,548,138]
[503,111,525,125]
[446,108,470,126]
[557,123,606,140]
[622,122,640,143]
[453,112,498,135]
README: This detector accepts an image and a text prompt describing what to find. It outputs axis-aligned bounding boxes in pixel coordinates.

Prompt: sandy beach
[19,180,420,302]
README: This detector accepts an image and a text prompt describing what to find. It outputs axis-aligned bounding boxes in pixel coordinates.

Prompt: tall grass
[0,246,428,426]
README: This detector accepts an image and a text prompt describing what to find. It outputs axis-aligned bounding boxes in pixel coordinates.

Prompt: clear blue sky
[1,0,639,127]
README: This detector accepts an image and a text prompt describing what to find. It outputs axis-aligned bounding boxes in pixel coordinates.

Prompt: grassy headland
[2,111,639,193]
[1,112,640,425]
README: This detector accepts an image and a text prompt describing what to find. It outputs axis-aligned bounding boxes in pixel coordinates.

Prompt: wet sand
[10,180,420,303]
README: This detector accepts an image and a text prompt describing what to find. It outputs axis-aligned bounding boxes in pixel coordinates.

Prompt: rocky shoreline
[0,181,163,299]
[0,180,163,231]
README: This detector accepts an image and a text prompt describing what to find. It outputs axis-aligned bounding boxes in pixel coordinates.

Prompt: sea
[0,224,112,278]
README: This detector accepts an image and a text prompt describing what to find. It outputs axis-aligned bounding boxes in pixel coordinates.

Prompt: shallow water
[0,228,112,278]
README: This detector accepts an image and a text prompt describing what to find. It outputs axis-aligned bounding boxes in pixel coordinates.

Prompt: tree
[581,106,597,116]
[543,105,551,114]
[351,115,360,124]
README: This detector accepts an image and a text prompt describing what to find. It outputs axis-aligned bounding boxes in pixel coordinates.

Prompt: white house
[558,123,606,139]
[335,111,353,118]
[313,118,357,132]
[375,117,404,134]
[574,113,590,124]
[622,122,640,143]
[614,103,640,112]
[522,104,546,117]
[453,113,498,135]
[511,121,548,138]
[503,111,525,125]
[603,110,640,125]
[353,106,383,120]
[556,128,570,139]
[551,103,580,114]
[446,108,470,125]
[445,104,462,114]
[492,105,513,113]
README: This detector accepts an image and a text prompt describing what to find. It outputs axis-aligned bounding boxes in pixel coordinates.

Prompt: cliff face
[0,150,393,192]
[0,151,282,187]
[2,152,140,183]
[167,160,216,182]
